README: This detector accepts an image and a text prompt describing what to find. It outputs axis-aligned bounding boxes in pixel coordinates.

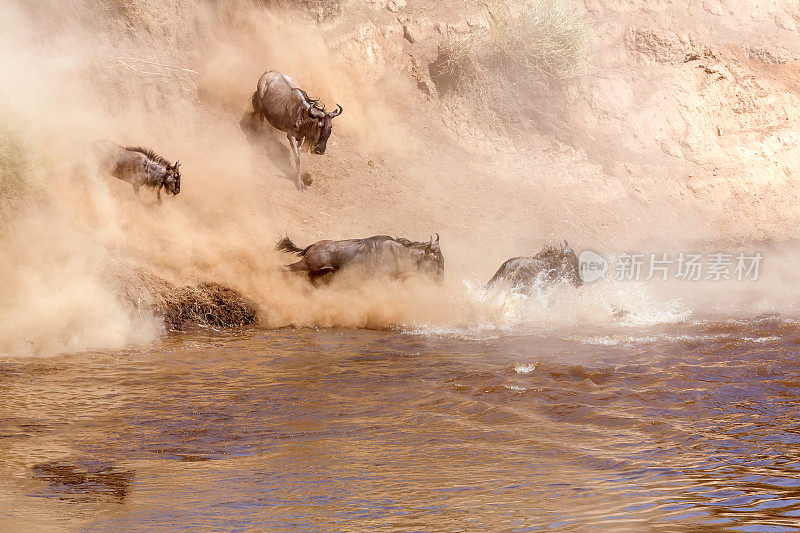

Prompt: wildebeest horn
[174,159,181,168]
[428,233,441,253]
[330,104,343,117]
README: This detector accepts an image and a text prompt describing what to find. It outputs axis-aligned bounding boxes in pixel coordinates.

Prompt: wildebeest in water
[248,70,342,190]
[92,140,181,205]
[487,241,582,293]
[276,234,444,282]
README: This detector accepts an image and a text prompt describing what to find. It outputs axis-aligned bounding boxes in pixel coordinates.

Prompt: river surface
[2,316,800,531]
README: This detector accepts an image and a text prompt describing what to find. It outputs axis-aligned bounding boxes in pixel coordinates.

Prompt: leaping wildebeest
[487,241,582,293]
[249,70,342,190]
[92,140,181,205]
[276,234,444,282]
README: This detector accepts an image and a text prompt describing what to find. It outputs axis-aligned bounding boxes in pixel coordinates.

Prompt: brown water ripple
[1,320,800,530]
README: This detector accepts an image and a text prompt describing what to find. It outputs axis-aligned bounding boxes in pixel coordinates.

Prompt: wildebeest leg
[156,186,162,206]
[133,184,141,202]
[287,134,304,191]
[283,261,334,284]
[285,260,308,272]
[308,267,335,284]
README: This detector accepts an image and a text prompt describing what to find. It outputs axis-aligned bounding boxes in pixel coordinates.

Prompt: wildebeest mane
[293,87,324,111]
[393,237,430,249]
[125,146,172,168]
[532,245,561,260]
[291,85,326,153]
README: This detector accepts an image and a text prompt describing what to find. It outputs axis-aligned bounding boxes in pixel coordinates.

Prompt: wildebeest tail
[275,236,310,256]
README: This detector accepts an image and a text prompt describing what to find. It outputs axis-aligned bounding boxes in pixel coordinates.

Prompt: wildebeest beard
[164,167,180,195]
[299,115,333,154]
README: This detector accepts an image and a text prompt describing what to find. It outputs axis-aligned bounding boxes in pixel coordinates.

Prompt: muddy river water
[3,317,800,531]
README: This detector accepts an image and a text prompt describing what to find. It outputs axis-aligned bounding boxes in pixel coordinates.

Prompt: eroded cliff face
[313,0,800,242]
[0,0,798,354]
[585,2,799,190]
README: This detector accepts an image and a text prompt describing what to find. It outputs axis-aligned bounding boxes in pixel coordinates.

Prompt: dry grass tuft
[167,282,260,330]
[103,0,163,34]
[485,0,589,83]
[431,0,589,92]
[430,34,482,93]
[109,263,260,330]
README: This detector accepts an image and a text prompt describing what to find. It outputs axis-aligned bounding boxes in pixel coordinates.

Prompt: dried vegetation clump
[431,0,589,92]
[109,263,260,330]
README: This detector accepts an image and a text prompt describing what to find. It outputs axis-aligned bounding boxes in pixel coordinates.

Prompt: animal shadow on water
[239,112,313,188]
[31,460,135,503]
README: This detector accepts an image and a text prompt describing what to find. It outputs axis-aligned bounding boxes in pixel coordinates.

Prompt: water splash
[405,276,691,339]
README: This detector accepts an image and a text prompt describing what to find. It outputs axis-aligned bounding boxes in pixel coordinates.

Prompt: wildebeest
[487,241,582,293]
[249,70,342,190]
[276,234,444,282]
[92,140,181,204]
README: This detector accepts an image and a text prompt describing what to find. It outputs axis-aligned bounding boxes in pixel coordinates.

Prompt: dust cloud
[0,0,457,356]
[0,0,797,356]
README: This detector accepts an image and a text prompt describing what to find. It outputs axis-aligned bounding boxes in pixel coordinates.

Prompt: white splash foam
[468,276,690,331]
[739,336,782,343]
[513,363,538,374]
[404,276,691,341]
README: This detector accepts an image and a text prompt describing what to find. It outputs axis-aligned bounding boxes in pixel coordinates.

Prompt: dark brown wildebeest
[249,70,342,190]
[276,234,444,282]
[487,241,582,293]
[92,140,181,205]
